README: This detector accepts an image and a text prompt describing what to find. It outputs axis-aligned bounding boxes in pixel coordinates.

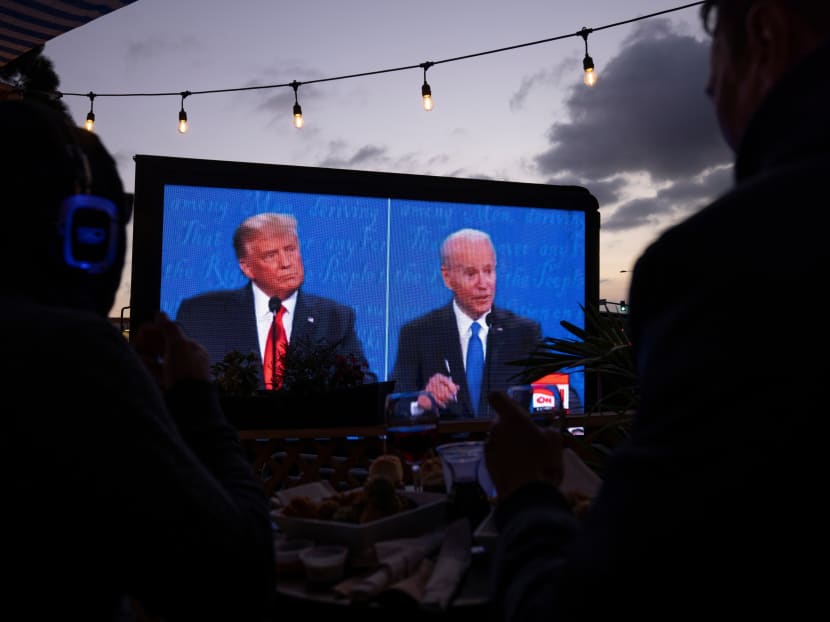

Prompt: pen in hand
[444,359,458,402]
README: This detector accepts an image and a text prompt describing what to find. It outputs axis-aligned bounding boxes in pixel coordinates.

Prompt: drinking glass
[384,390,440,491]
[506,383,565,429]
[435,441,492,528]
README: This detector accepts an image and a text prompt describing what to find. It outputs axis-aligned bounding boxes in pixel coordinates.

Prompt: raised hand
[132,311,212,389]
[484,390,564,502]
[424,372,459,408]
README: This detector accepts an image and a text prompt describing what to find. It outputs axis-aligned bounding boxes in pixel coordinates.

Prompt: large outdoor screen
[131,155,600,415]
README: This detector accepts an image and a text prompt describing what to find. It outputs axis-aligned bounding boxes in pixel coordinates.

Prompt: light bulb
[583,68,597,87]
[293,103,304,128]
[421,82,433,111]
[583,55,597,87]
[84,111,95,132]
[178,109,188,134]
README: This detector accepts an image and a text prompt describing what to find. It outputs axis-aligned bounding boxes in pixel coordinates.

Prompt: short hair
[0,99,125,228]
[0,98,127,312]
[701,1,830,50]
[440,228,495,268]
[233,212,298,259]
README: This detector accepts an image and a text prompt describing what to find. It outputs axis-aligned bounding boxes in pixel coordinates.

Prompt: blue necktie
[466,321,484,416]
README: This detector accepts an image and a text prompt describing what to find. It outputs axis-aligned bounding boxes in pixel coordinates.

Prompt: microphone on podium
[485,310,501,342]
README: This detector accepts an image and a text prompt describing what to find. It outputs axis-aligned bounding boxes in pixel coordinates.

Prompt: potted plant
[278,335,377,396]
[508,303,638,476]
[212,350,261,397]
[211,336,391,429]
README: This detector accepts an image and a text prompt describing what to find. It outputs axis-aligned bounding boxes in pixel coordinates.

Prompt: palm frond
[508,303,638,415]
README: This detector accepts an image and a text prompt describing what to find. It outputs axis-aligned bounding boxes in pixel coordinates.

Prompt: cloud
[125,34,200,63]
[320,141,400,170]
[318,140,457,176]
[510,66,559,111]
[600,164,732,231]
[531,19,732,232]
[246,63,316,109]
[582,176,627,208]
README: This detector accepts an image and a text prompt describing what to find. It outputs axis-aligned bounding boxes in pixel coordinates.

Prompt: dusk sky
[37,0,731,316]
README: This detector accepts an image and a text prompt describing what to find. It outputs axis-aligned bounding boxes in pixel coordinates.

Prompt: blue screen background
[160,185,586,403]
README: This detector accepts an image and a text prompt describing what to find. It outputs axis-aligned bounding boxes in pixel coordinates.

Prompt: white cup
[435,441,484,494]
[299,544,348,585]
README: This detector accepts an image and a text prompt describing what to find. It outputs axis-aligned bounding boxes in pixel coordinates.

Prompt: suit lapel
[290,290,315,343]
[438,303,471,413]
[235,284,260,358]
[432,304,461,375]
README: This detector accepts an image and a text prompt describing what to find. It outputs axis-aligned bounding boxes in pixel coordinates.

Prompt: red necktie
[263,306,288,390]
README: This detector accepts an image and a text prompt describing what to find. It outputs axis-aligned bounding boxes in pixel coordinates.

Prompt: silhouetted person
[485,2,830,620]
[0,99,275,621]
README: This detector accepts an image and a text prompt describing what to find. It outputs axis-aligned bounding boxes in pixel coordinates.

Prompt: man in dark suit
[390,228,541,418]
[176,212,368,388]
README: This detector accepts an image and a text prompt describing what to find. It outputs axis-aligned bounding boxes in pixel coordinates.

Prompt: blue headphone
[56,141,120,275]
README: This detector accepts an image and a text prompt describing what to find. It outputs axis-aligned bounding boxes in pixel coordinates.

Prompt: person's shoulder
[180,286,248,306]
[298,290,353,313]
[491,307,540,329]
[42,303,122,335]
[400,304,452,329]
[14,302,131,364]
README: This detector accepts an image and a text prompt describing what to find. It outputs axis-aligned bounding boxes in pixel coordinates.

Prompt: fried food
[419,456,445,492]
[277,477,415,524]
[281,495,320,519]
[368,454,404,487]
[360,477,404,523]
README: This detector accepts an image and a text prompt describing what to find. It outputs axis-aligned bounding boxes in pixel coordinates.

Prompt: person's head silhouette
[0,99,129,316]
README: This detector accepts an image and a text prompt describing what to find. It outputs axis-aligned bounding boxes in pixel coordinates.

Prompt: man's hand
[132,311,212,389]
[424,373,459,408]
[484,390,565,502]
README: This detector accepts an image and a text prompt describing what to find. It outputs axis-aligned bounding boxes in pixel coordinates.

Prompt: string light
[291,81,304,129]
[177,91,190,134]
[45,2,703,132]
[579,27,597,87]
[84,91,95,131]
[420,62,434,112]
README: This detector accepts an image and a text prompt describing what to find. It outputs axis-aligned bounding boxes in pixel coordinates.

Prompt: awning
[0,0,139,68]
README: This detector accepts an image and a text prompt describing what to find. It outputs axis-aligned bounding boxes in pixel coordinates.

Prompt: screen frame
[131,154,601,410]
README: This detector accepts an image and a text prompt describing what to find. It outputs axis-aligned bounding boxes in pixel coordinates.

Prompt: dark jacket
[490,40,830,621]
[390,303,541,418]
[176,283,368,387]
[2,293,275,621]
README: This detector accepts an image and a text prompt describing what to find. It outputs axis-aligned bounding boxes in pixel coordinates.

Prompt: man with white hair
[391,228,542,419]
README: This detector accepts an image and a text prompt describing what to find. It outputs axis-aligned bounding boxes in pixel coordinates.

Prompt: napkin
[420,518,472,611]
[332,520,473,609]
[559,448,602,496]
[375,557,436,606]
[334,529,444,603]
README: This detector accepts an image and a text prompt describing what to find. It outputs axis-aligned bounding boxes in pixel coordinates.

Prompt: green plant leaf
[211,350,262,397]
[507,303,639,416]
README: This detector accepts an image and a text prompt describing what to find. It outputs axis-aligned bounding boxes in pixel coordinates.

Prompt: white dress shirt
[253,284,297,359]
[451,299,490,373]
